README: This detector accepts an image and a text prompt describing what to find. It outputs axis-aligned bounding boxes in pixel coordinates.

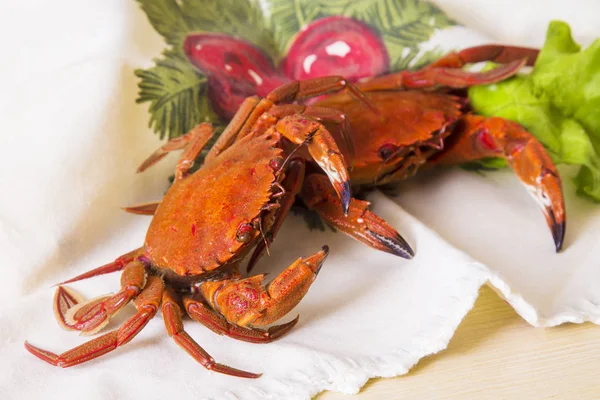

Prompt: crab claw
[431,115,566,251]
[276,115,351,214]
[487,119,565,252]
[528,168,565,252]
[199,246,328,327]
[301,174,414,259]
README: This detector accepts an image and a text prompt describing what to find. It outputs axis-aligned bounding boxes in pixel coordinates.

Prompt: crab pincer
[301,174,414,259]
[274,115,352,214]
[430,115,566,251]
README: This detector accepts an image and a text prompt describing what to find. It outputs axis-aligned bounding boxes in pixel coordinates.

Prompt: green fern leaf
[135,0,190,48]
[134,50,220,140]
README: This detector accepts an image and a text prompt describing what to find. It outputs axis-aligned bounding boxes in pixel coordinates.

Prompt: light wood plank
[317,286,600,399]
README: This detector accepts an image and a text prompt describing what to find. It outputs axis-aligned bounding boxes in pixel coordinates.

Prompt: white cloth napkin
[1,1,599,399]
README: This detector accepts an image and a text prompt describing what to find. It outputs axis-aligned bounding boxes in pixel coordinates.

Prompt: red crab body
[319,90,463,185]
[145,134,281,275]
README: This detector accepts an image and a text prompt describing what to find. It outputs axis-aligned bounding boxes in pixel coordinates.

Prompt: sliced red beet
[282,16,390,82]
[184,33,288,119]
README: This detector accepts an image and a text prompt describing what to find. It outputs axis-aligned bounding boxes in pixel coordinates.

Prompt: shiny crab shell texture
[145,133,282,275]
[26,44,565,379]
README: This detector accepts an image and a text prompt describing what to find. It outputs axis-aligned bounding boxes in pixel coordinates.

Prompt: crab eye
[269,157,284,171]
[236,223,254,243]
[378,143,398,161]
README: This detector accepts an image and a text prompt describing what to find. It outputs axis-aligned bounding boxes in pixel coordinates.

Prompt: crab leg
[247,158,305,273]
[122,201,160,215]
[430,115,566,251]
[428,45,539,69]
[58,247,143,285]
[25,275,163,368]
[357,45,538,93]
[55,261,148,334]
[235,76,378,141]
[161,289,260,378]
[357,59,527,92]
[184,296,299,343]
[266,76,378,114]
[204,96,260,163]
[301,174,414,259]
[276,115,351,214]
[199,246,328,327]
[137,122,214,180]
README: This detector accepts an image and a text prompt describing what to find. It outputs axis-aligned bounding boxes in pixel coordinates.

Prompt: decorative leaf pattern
[267,0,455,68]
[135,0,275,138]
[180,0,278,59]
[135,0,190,47]
[135,0,457,139]
[134,50,218,140]
[267,0,347,57]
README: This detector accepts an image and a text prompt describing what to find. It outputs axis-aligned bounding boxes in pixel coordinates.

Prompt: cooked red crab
[25,45,565,378]
[24,76,409,377]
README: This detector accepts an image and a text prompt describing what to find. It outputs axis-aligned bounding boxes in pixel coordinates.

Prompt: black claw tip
[315,245,329,275]
[552,220,565,253]
[368,230,415,260]
[547,207,565,253]
[340,180,351,216]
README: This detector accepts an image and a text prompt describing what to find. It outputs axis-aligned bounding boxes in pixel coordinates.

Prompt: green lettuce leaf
[468,21,600,201]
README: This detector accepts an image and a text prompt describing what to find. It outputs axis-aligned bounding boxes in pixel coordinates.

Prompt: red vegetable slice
[282,16,390,82]
[184,33,288,119]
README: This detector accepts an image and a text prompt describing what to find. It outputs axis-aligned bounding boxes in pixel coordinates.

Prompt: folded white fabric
[0,1,599,399]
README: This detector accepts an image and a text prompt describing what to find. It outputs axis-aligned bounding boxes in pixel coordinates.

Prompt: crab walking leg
[430,115,566,251]
[199,246,328,327]
[25,276,164,368]
[357,44,539,93]
[137,122,214,180]
[267,76,378,114]
[58,248,143,285]
[161,289,261,378]
[247,158,306,273]
[357,59,527,92]
[53,286,84,331]
[184,296,299,343]
[137,123,213,172]
[276,115,351,214]
[204,96,261,163]
[55,261,148,334]
[122,201,160,215]
[301,174,415,259]
[428,45,539,69]
[235,76,378,140]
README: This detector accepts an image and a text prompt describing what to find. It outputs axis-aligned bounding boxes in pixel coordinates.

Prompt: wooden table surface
[317,286,600,399]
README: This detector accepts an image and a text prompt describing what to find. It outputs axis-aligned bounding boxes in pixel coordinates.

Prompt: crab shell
[316,90,463,185]
[145,133,282,276]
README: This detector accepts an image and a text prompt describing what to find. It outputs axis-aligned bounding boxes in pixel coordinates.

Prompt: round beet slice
[184,33,288,119]
[282,16,390,82]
